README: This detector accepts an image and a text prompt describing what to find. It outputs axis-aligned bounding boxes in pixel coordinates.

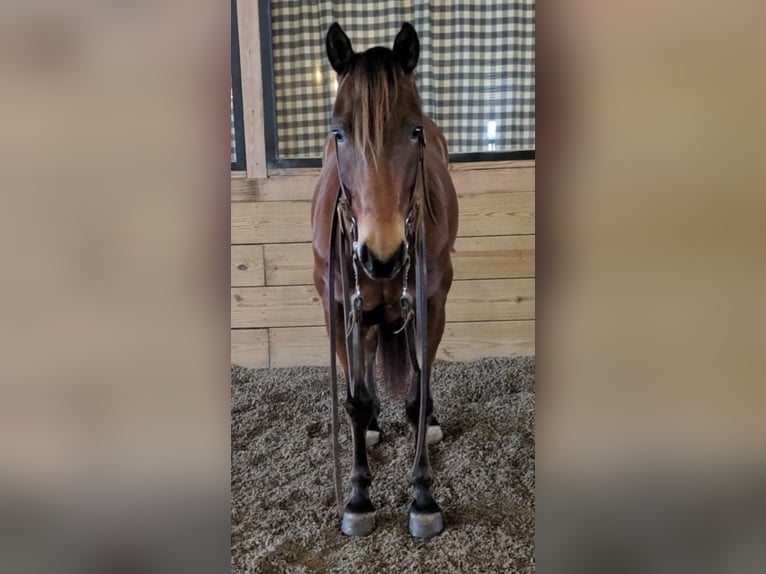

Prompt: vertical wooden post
[237,0,268,179]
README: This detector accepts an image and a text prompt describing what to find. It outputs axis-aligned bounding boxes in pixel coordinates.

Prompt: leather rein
[327,125,435,517]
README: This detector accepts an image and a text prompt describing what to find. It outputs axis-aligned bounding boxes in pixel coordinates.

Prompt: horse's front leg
[405,294,447,538]
[340,321,377,536]
[364,327,382,447]
[405,366,442,446]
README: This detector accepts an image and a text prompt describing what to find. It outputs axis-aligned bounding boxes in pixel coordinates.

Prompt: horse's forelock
[339,50,419,170]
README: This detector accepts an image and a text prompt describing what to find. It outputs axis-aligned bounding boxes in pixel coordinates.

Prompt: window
[231,0,247,171]
[260,0,535,168]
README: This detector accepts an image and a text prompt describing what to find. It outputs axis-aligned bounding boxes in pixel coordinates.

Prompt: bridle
[327,124,435,518]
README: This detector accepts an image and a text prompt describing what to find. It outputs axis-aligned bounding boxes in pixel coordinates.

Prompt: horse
[311,21,459,539]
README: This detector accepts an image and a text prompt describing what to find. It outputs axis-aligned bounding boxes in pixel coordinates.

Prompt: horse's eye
[411,125,424,140]
[332,128,345,142]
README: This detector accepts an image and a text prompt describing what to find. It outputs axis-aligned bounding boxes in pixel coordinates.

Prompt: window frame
[257,0,535,170]
[231,0,247,172]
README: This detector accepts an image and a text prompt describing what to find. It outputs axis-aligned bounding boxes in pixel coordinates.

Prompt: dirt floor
[231,356,535,573]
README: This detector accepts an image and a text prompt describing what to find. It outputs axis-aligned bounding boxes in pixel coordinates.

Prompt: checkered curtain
[269,0,535,159]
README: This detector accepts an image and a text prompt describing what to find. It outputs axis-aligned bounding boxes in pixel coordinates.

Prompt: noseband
[327,126,434,517]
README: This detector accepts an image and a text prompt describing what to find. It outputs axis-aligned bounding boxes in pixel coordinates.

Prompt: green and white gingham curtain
[230,1,535,160]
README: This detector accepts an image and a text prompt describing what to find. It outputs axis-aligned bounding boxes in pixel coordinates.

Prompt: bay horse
[311,22,458,538]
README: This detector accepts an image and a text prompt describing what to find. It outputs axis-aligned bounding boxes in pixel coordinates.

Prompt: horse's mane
[338,47,421,171]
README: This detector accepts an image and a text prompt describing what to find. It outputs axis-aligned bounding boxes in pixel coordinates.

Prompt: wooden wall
[231,160,535,368]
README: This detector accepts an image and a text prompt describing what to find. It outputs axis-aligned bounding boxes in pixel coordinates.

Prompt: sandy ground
[231,356,535,573]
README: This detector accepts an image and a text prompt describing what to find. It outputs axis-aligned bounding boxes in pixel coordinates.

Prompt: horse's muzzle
[358,241,405,279]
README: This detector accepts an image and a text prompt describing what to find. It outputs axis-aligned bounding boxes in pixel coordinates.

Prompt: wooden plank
[231,201,312,244]
[230,178,260,202]
[269,326,328,368]
[449,159,535,171]
[451,167,534,196]
[231,245,265,287]
[258,174,317,201]
[446,279,535,322]
[439,320,535,361]
[231,174,318,203]
[231,285,324,328]
[236,0,267,178]
[258,235,534,287]
[231,164,534,202]
[231,278,534,329]
[457,192,535,236]
[453,235,535,280]
[264,243,314,286]
[231,329,269,369]
[231,191,534,244]
[267,320,534,368]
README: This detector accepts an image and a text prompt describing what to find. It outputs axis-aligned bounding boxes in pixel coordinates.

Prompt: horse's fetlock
[344,397,375,426]
[412,472,433,489]
[350,469,372,487]
[405,396,433,425]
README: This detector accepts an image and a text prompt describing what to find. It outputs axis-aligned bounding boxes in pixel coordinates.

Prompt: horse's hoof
[426,425,443,445]
[409,508,444,539]
[366,429,381,447]
[341,511,376,536]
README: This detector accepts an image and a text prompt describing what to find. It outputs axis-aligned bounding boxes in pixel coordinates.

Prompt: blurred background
[0,0,229,572]
[538,1,766,572]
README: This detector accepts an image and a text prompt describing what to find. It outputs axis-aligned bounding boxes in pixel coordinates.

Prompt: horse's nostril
[359,243,373,269]
[358,242,406,278]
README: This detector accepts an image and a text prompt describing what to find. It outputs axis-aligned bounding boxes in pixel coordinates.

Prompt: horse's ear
[326,23,354,75]
[393,22,419,73]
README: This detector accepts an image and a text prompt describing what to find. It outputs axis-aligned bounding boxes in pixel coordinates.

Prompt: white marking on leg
[366,429,380,447]
[426,425,443,445]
